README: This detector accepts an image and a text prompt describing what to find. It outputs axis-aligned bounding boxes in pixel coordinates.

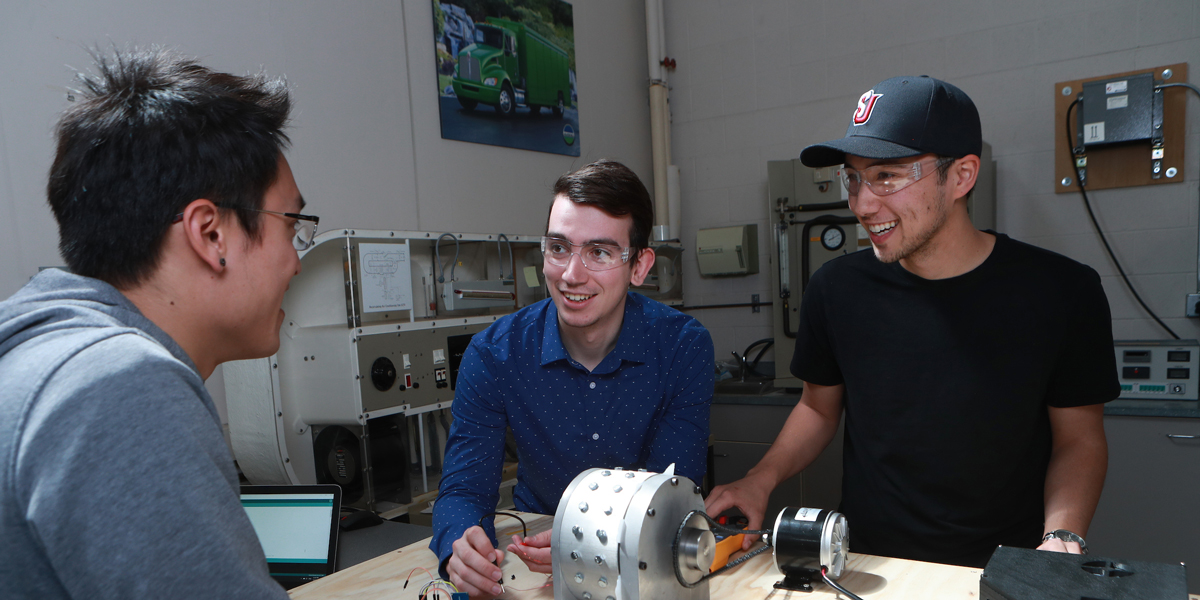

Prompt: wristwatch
[1042,529,1089,554]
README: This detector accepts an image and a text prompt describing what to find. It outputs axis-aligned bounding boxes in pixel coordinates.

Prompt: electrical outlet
[1186,294,1200,317]
[752,293,760,313]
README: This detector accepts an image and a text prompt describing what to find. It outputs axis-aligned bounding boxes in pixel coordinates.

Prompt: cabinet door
[1088,416,1200,593]
[711,440,803,525]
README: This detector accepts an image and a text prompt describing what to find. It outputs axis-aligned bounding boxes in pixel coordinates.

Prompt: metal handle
[1166,434,1200,440]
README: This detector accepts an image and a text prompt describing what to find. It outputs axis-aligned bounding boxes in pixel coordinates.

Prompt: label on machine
[358,243,413,312]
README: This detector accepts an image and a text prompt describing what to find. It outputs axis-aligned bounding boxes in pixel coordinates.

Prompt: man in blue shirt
[431,159,714,597]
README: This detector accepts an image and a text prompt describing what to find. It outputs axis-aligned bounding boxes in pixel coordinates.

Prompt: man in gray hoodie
[0,47,318,598]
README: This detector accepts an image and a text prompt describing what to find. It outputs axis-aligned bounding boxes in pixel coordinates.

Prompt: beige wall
[666,0,1200,360]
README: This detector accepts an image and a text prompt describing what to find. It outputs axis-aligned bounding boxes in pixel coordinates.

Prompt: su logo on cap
[852,89,882,126]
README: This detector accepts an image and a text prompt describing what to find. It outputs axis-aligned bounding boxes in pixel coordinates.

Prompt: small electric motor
[771,506,849,592]
[551,464,709,600]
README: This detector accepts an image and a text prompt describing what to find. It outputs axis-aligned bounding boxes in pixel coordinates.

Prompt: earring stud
[220,258,226,267]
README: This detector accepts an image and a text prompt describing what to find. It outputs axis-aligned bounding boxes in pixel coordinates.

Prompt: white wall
[665,0,1200,360]
[0,0,653,299]
[5,0,1200,370]
[0,0,653,427]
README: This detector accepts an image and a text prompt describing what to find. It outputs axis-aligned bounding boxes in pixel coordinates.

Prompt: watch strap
[1042,529,1089,554]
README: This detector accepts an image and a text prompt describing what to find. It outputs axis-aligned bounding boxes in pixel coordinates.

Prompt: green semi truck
[452,17,572,117]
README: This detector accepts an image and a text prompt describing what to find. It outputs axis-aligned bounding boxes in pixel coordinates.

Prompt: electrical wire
[496,233,513,281]
[418,579,459,600]
[1156,82,1200,97]
[821,566,865,600]
[403,566,435,588]
[1154,82,1200,300]
[1066,97,1180,339]
[478,511,528,539]
[435,233,460,283]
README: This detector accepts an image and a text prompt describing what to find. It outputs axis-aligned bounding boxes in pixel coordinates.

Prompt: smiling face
[544,195,653,350]
[845,153,954,266]
[224,156,304,359]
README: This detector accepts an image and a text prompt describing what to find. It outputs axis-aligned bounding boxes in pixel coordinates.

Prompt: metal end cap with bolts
[799,75,982,168]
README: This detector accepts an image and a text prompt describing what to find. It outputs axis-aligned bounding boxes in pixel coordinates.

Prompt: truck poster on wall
[433,0,579,156]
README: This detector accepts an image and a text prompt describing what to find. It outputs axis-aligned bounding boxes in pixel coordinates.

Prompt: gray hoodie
[0,269,288,599]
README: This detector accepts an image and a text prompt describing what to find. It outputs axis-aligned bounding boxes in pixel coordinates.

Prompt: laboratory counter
[291,513,990,600]
[299,512,1199,599]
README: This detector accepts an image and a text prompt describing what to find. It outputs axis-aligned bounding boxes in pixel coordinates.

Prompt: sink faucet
[731,351,747,382]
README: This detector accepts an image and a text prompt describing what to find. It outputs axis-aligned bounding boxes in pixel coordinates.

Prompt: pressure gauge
[820,225,845,251]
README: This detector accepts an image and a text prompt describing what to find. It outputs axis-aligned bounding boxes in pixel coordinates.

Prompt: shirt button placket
[589,381,599,441]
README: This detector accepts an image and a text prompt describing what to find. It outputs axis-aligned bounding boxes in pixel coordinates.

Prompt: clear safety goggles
[541,236,632,271]
[838,157,948,196]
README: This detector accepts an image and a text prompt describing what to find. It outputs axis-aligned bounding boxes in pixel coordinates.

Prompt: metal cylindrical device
[772,507,849,580]
[552,465,709,600]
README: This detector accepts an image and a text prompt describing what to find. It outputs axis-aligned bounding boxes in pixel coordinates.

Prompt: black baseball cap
[800,75,981,168]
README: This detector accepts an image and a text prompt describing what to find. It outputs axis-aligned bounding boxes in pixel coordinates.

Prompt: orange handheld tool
[710,532,746,572]
[710,515,749,572]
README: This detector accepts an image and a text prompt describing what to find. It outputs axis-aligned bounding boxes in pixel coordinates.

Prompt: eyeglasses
[541,236,632,271]
[838,157,949,196]
[172,205,320,251]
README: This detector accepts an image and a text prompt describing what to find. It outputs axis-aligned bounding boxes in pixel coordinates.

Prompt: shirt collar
[539,292,651,371]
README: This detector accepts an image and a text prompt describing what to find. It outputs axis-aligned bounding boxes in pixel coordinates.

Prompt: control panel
[357,322,488,412]
[1114,339,1199,400]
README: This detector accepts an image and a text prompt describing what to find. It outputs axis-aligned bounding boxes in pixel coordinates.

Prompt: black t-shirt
[792,231,1119,567]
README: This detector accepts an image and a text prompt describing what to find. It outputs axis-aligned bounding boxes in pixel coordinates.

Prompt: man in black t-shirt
[706,76,1118,567]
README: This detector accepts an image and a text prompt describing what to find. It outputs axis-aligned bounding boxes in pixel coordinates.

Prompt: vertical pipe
[668,165,681,241]
[646,0,670,242]
[418,412,428,493]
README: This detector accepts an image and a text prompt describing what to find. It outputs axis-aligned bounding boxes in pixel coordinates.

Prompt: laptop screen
[240,484,341,585]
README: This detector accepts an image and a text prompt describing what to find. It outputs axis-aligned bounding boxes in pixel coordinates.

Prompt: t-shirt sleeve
[15,337,288,600]
[791,266,844,386]
[429,340,507,577]
[645,321,713,485]
[1045,266,1121,407]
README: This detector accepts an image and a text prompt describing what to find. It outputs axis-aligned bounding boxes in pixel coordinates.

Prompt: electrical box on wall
[696,224,758,276]
[1054,63,1188,192]
[1078,73,1159,148]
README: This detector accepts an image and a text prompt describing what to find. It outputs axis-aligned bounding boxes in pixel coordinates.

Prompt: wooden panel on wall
[1054,63,1188,193]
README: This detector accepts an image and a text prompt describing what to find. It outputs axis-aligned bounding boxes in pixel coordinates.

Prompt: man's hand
[1037,537,1084,554]
[704,472,775,550]
[506,529,552,574]
[447,526,505,599]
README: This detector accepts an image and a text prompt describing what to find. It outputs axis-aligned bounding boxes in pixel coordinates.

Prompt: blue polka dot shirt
[430,292,714,571]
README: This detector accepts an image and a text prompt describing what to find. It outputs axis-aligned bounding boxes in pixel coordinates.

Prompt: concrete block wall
[665,0,1200,361]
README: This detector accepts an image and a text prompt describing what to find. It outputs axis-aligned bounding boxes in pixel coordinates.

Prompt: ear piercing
[220,258,226,267]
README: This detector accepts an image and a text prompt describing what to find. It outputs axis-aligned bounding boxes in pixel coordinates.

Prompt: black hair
[550,159,654,252]
[47,46,292,288]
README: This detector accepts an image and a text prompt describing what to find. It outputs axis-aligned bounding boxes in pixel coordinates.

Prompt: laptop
[240,484,342,590]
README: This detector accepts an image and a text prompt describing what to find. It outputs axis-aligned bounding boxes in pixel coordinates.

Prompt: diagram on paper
[358,243,414,312]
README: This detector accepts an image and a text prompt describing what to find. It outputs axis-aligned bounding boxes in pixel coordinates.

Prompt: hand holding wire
[505,529,552,574]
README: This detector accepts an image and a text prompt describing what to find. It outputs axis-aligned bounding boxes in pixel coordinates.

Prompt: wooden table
[292,513,1198,600]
